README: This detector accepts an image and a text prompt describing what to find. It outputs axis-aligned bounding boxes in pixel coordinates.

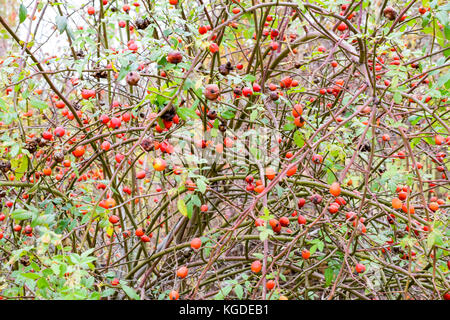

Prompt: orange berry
[294,117,305,127]
[302,249,310,259]
[392,197,402,209]
[292,104,303,117]
[429,202,439,212]
[435,135,444,145]
[251,260,262,273]
[254,185,264,193]
[279,217,289,227]
[266,280,275,290]
[190,237,202,250]
[355,263,366,273]
[286,166,297,177]
[269,219,279,229]
[176,266,188,279]
[265,167,276,180]
[169,290,179,300]
[105,197,116,208]
[135,228,144,237]
[329,182,341,197]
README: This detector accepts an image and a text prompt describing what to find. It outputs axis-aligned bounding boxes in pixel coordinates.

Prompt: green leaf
[243,74,256,82]
[283,123,295,131]
[220,285,233,297]
[187,201,193,219]
[30,99,48,111]
[293,130,305,148]
[10,144,20,158]
[19,4,27,24]
[327,169,336,184]
[122,285,140,300]
[117,66,130,81]
[36,277,49,289]
[234,284,244,299]
[21,272,40,280]
[324,268,334,287]
[214,292,224,300]
[427,229,443,248]
[190,194,201,207]
[30,261,40,272]
[11,156,28,180]
[259,229,269,241]
[421,14,431,28]
[253,253,264,260]
[391,76,399,89]
[196,178,207,194]
[12,209,33,220]
[250,109,258,122]
[393,91,402,104]
[101,288,115,297]
[259,228,273,241]
[177,107,199,120]
[31,214,55,228]
[436,71,450,89]
[221,110,235,120]
[66,26,75,41]
[275,185,284,197]
[409,115,422,126]
[163,29,173,37]
[410,137,421,150]
[262,207,271,218]
[56,15,68,34]
[444,26,450,44]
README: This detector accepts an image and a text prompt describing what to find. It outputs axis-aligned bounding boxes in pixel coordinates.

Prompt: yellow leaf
[177,198,187,217]
[106,226,114,237]
[110,61,118,73]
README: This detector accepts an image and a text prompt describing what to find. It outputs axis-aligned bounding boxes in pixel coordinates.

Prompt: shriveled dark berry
[207,110,217,120]
[383,6,397,21]
[140,138,154,152]
[54,151,65,163]
[135,17,150,30]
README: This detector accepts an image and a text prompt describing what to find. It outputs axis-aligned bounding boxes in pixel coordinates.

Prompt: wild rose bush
[0,0,448,300]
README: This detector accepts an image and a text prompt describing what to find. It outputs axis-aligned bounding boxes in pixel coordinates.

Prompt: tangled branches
[0,0,448,300]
